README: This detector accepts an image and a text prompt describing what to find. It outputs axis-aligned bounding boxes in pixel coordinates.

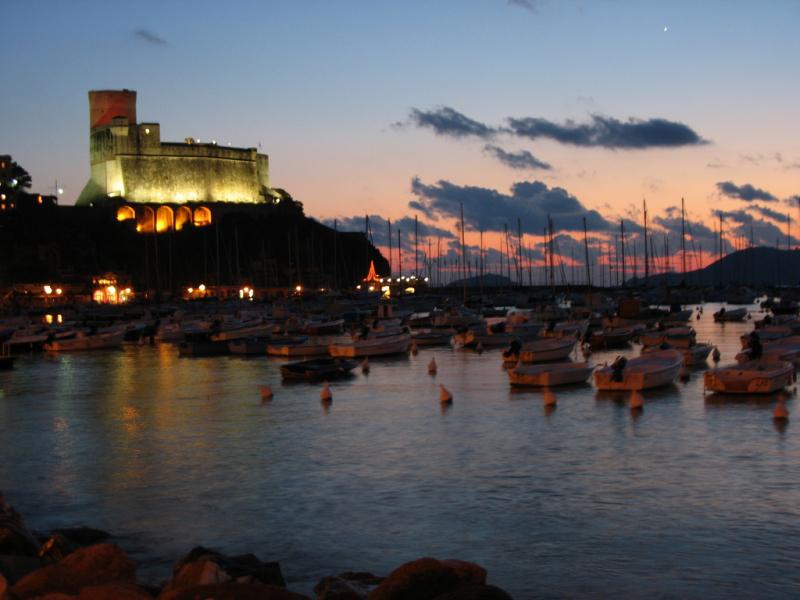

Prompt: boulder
[440,561,487,586]
[161,546,284,595]
[77,583,154,599]
[367,558,461,600]
[39,533,79,563]
[0,573,8,600]
[0,554,42,584]
[0,495,41,557]
[314,571,383,599]
[158,582,310,600]
[11,543,136,599]
[432,584,513,600]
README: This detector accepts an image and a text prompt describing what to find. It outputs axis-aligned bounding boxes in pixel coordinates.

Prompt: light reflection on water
[1,304,800,598]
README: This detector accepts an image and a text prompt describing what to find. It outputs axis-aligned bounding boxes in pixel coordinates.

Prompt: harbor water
[1,303,799,598]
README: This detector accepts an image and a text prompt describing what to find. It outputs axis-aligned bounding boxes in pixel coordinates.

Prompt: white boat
[511,338,576,364]
[267,338,332,357]
[713,307,748,322]
[44,330,125,352]
[683,343,713,366]
[210,320,274,342]
[329,330,411,358]
[641,327,695,349]
[508,361,594,387]
[735,336,800,366]
[594,349,683,391]
[704,360,794,394]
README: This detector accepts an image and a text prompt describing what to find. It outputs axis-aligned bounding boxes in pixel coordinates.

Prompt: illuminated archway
[193,206,212,227]
[175,206,192,231]
[137,206,155,233]
[156,205,174,233]
[116,205,135,222]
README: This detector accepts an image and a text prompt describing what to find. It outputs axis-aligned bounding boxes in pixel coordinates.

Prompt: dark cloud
[785,195,800,207]
[322,214,455,252]
[409,177,611,234]
[652,213,732,256]
[749,204,789,223]
[134,28,167,45]
[716,181,777,202]
[483,145,551,170]
[406,107,495,139]
[507,0,539,11]
[506,114,708,149]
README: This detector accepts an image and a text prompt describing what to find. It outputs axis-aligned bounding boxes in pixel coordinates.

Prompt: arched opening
[116,205,136,222]
[137,206,155,233]
[193,206,212,227]
[175,206,192,231]
[156,205,174,233]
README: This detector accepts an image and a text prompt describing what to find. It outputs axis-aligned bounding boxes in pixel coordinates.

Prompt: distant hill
[447,273,515,288]
[633,247,800,287]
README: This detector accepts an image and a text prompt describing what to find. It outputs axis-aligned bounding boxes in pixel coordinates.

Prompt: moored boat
[228,337,271,355]
[594,349,682,391]
[589,327,634,350]
[509,338,576,365]
[713,307,748,322]
[329,330,411,358]
[44,329,125,352]
[704,360,794,394]
[508,361,594,387]
[281,358,357,381]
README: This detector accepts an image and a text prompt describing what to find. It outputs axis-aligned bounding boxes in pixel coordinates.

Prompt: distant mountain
[446,273,515,288]
[633,247,800,287]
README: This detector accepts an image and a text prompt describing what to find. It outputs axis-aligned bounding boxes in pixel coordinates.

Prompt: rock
[0,573,8,600]
[314,572,383,599]
[432,584,513,600]
[0,553,42,584]
[0,495,41,557]
[440,561,486,586]
[158,582,310,600]
[11,543,136,599]
[367,558,461,600]
[77,583,154,599]
[52,528,111,547]
[162,546,284,595]
[39,533,79,563]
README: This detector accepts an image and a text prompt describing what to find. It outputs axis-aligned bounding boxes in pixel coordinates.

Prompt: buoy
[630,391,644,410]
[361,357,370,374]
[259,385,274,401]
[774,401,789,420]
[476,342,484,354]
[428,357,437,374]
[439,384,453,404]
[696,313,701,320]
[712,347,721,363]
[411,342,418,356]
[543,390,557,407]
[679,366,690,381]
[320,381,332,402]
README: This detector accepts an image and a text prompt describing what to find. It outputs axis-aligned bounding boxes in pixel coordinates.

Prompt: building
[76,89,289,232]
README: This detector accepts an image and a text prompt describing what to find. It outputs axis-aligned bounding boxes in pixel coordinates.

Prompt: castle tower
[88,90,137,129]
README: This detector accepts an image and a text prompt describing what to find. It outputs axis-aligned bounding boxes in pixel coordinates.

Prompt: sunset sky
[3,0,799,278]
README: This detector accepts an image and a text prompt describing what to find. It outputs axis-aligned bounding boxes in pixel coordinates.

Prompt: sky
[2,0,799,279]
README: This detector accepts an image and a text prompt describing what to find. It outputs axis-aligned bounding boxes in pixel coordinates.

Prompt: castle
[77,90,287,232]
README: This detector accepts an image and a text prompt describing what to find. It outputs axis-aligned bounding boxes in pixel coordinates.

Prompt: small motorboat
[594,349,683,391]
[329,329,411,358]
[228,337,271,355]
[267,337,331,357]
[508,361,594,387]
[713,307,748,322]
[507,338,576,365]
[704,360,794,394]
[44,329,125,352]
[304,318,344,335]
[588,327,635,349]
[735,336,800,366]
[281,357,357,381]
[411,329,455,347]
[642,341,713,366]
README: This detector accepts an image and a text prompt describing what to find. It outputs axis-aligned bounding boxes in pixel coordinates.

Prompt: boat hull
[704,361,794,394]
[329,334,411,358]
[594,350,682,391]
[509,362,593,387]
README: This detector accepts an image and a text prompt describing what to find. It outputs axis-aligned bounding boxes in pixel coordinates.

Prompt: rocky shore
[0,494,513,599]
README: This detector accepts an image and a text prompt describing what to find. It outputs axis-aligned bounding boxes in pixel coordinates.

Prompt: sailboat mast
[643,199,649,284]
[583,217,591,288]
[517,218,523,286]
[620,220,626,286]
[460,203,467,300]
[398,229,402,279]
[414,215,419,277]
[681,198,687,275]
[388,218,393,276]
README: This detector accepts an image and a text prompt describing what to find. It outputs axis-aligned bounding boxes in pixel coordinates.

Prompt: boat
[588,327,634,349]
[735,336,800,366]
[228,337,271,355]
[704,360,794,394]
[508,361,594,387]
[641,327,695,349]
[713,307,748,322]
[329,329,411,358]
[210,319,274,342]
[267,337,331,357]
[411,329,455,347]
[44,329,125,352]
[507,338,576,365]
[594,349,683,391]
[280,358,357,381]
[740,326,792,348]
[304,318,344,335]
[682,343,713,366]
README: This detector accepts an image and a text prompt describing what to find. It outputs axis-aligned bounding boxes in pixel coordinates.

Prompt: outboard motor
[611,356,627,382]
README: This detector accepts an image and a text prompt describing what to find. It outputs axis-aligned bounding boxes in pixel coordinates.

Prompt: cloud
[409,177,611,234]
[652,212,732,256]
[405,106,495,139]
[323,214,455,252]
[716,181,778,202]
[749,204,789,223]
[134,28,167,45]
[483,144,551,170]
[785,195,800,207]
[706,158,726,169]
[507,0,539,11]
[506,114,708,149]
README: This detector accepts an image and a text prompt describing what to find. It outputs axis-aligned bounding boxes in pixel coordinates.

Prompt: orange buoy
[411,342,419,356]
[679,366,690,381]
[428,357,437,374]
[774,401,789,420]
[259,385,274,401]
[320,381,332,402]
[361,357,370,374]
[712,347,721,363]
[630,391,644,410]
[439,384,453,404]
[543,390,557,407]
